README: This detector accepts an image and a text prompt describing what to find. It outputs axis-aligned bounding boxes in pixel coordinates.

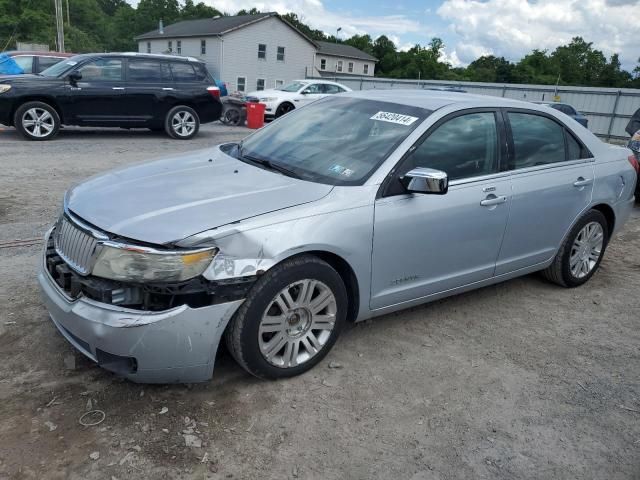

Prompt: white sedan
[247,79,351,118]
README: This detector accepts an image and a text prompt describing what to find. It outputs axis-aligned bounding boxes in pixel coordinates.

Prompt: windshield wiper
[240,151,301,179]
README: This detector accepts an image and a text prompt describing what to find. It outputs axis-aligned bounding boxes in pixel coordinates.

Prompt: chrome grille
[54,217,99,275]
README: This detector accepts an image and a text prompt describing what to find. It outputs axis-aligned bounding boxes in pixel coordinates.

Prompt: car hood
[0,73,62,84]
[66,146,333,245]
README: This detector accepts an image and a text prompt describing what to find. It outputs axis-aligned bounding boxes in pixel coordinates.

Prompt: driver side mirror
[300,89,310,95]
[400,167,448,195]
[68,71,82,83]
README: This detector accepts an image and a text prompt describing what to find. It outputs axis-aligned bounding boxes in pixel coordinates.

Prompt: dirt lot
[1,123,639,480]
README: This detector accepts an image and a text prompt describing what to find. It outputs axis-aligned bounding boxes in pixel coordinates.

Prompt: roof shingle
[316,41,377,62]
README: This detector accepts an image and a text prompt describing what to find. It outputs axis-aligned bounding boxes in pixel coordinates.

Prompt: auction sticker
[370,111,418,126]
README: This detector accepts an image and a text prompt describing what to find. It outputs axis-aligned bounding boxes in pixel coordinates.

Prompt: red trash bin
[246,102,266,129]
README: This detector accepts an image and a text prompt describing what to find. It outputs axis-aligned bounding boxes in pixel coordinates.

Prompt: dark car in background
[0,52,222,140]
[535,101,589,128]
[1,51,74,74]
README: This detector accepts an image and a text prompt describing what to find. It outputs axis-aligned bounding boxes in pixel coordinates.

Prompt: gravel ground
[1,123,639,480]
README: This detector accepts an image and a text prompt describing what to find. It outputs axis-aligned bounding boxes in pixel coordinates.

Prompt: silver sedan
[38,90,638,383]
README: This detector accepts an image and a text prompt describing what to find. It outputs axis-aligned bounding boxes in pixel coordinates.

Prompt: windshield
[278,81,308,92]
[40,55,87,77]
[238,96,431,185]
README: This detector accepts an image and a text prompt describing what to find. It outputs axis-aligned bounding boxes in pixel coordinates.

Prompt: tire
[222,106,242,126]
[165,105,200,140]
[225,254,348,379]
[542,209,609,288]
[14,101,60,141]
[275,102,294,118]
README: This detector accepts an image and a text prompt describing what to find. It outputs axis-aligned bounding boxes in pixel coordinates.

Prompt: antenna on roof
[159,19,164,34]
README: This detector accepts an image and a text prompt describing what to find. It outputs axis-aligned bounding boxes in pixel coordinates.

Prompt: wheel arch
[12,96,65,124]
[590,203,615,239]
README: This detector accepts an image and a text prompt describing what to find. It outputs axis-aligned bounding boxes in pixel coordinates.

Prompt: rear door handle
[112,87,125,91]
[573,177,593,187]
[162,87,174,91]
[480,195,507,207]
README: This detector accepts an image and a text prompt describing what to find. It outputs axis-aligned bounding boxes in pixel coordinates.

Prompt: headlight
[0,85,11,94]
[259,97,278,102]
[92,242,218,282]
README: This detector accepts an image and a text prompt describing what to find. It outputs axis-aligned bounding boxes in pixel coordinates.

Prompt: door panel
[494,162,594,274]
[124,59,173,124]
[371,178,511,309]
[370,110,510,310]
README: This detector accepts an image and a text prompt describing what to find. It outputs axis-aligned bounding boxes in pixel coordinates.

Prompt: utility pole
[66,0,71,27]
[54,0,65,52]
[335,27,341,43]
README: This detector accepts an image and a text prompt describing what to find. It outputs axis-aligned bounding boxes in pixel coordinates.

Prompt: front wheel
[275,102,294,118]
[542,210,608,287]
[225,255,348,379]
[165,105,200,139]
[14,101,60,141]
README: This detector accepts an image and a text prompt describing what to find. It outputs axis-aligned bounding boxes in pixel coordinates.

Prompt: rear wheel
[542,210,608,287]
[165,105,200,139]
[225,255,347,379]
[14,101,60,141]
[275,102,294,118]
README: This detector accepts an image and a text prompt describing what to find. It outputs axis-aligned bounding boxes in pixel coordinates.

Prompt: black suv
[0,53,222,140]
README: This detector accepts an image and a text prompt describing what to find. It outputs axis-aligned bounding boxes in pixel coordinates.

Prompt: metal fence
[307,75,640,141]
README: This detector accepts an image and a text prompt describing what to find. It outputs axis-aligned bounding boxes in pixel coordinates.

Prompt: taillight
[628,154,640,174]
[207,86,220,99]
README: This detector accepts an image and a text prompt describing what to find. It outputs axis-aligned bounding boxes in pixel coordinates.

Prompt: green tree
[181,0,221,20]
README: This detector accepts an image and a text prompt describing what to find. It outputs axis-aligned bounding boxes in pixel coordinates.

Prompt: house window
[277,46,285,61]
[257,78,265,91]
[348,62,354,73]
[364,64,369,74]
[237,77,246,92]
[258,44,266,59]
[320,58,326,70]
[146,42,151,53]
[337,60,343,72]
[201,40,206,55]
[275,79,284,88]
[177,40,181,54]
[167,40,172,52]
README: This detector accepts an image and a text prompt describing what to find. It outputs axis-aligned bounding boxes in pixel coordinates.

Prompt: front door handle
[162,87,174,91]
[573,177,593,188]
[112,87,125,91]
[480,195,507,207]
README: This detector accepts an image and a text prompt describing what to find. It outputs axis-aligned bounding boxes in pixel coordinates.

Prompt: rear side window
[170,62,197,82]
[508,112,565,169]
[128,59,169,82]
[405,112,499,181]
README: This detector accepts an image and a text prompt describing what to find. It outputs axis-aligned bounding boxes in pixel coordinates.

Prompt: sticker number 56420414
[370,111,419,126]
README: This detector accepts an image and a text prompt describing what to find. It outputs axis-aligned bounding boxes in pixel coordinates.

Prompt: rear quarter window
[169,62,204,82]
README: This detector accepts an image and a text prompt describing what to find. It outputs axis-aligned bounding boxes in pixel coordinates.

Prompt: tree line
[1,0,639,88]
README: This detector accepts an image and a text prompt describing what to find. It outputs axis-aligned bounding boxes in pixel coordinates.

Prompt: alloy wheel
[569,221,604,279]
[171,111,196,137]
[259,279,337,368]
[22,108,54,138]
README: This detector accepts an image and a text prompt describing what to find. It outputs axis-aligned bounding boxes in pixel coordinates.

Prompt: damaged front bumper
[38,230,245,384]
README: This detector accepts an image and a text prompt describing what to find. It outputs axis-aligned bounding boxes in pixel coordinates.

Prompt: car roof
[4,51,74,57]
[59,52,205,63]
[292,79,346,86]
[342,89,538,111]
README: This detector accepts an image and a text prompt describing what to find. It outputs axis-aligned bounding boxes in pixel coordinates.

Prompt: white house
[135,13,377,93]
[314,41,377,77]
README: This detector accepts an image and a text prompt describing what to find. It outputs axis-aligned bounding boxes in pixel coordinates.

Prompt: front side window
[277,46,285,61]
[508,112,565,169]
[237,77,246,92]
[364,64,369,74]
[320,58,326,70]
[37,56,64,71]
[128,59,167,82]
[258,44,266,59]
[238,96,430,185]
[146,41,151,53]
[303,83,324,94]
[12,56,33,73]
[257,78,265,90]
[177,40,182,54]
[170,62,197,82]
[404,112,499,181]
[77,58,123,81]
[337,60,343,72]
[348,62,354,73]
[201,39,206,55]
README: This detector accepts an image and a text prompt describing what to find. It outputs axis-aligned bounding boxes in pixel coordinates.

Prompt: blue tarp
[0,54,24,75]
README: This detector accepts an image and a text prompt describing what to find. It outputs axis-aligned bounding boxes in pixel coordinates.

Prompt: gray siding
[138,37,222,78]
[221,16,315,92]
[314,54,375,77]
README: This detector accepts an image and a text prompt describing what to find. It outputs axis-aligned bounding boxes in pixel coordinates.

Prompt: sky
[183,0,640,71]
